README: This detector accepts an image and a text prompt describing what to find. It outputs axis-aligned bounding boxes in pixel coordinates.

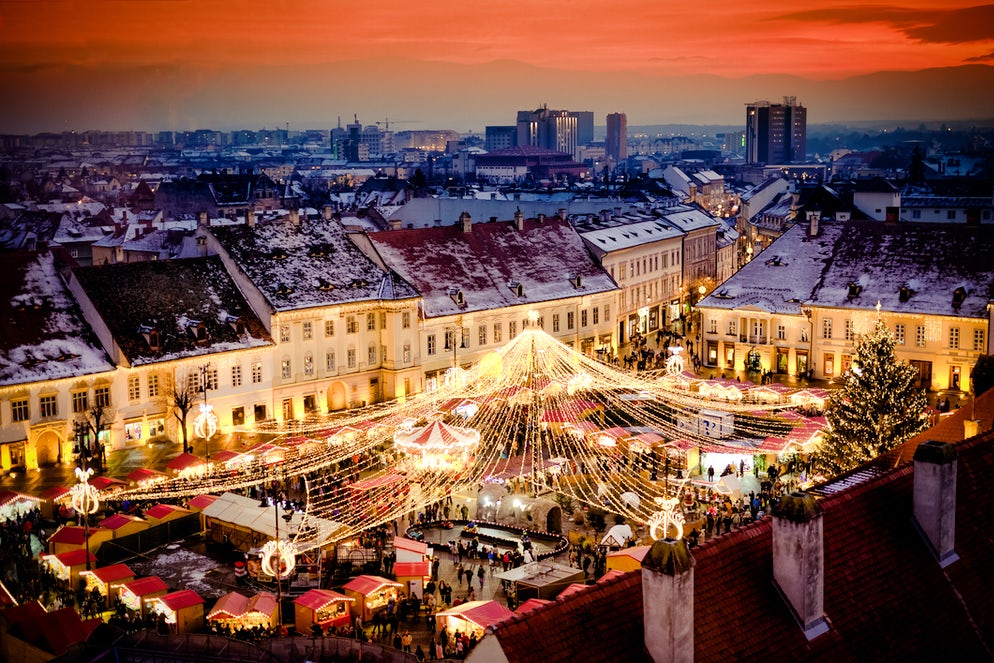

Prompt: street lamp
[194,364,218,461]
[70,465,99,571]
[259,495,297,636]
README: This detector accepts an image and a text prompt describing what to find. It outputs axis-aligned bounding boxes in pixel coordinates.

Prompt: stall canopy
[514,598,552,615]
[600,523,633,548]
[126,468,166,484]
[342,575,402,596]
[166,453,206,472]
[435,600,514,631]
[294,589,353,612]
[156,589,204,612]
[0,490,41,521]
[201,492,346,546]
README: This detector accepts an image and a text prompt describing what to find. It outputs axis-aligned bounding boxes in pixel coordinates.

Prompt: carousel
[393,420,480,472]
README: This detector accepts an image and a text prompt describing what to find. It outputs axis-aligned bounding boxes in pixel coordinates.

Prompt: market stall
[80,563,135,608]
[119,576,168,617]
[293,589,354,635]
[606,545,652,572]
[494,561,584,601]
[146,589,205,634]
[206,591,278,630]
[434,600,514,640]
[341,575,403,622]
[46,524,112,556]
[39,486,69,520]
[0,490,40,522]
[143,503,192,526]
[41,549,97,587]
[98,513,148,539]
[165,452,207,477]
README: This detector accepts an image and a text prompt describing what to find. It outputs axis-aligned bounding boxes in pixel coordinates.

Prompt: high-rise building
[485,125,517,151]
[606,112,627,162]
[745,97,806,164]
[516,106,587,157]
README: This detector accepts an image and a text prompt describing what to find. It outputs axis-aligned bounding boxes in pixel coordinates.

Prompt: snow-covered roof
[384,199,641,230]
[0,251,114,387]
[658,204,721,233]
[71,255,273,366]
[579,218,684,256]
[210,217,418,312]
[367,216,619,318]
[701,220,994,319]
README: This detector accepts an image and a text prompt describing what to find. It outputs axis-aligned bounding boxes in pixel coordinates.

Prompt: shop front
[119,576,168,617]
[293,589,354,635]
[342,575,403,622]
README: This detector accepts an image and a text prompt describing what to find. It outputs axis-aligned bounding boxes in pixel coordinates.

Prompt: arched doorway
[35,430,61,467]
[327,382,348,411]
[546,506,562,533]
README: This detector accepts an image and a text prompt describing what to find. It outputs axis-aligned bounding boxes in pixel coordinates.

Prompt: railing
[738,335,768,345]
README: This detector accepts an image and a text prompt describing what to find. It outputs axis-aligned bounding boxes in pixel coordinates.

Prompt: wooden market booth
[146,589,204,634]
[341,575,403,622]
[42,549,97,588]
[98,513,148,539]
[118,576,168,617]
[434,600,514,640]
[293,589,354,635]
[143,503,192,526]
[80,563,134,607]
[605,545,652,573]
[39,486,69,520]
[46,524,112,556]
[206,591,278,631]
[494,561,584,601]
[0,490,40,523]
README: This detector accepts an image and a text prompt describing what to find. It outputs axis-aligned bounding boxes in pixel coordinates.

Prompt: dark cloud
[964,49,994,62]
[774,4,994,44]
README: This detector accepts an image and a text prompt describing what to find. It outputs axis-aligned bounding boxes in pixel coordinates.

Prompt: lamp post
[194,364,218,461]
[70,457,99,571]
[260,494,296,636]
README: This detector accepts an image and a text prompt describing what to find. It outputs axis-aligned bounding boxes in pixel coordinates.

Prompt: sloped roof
[158,589,204,611]
[210,217,417,312]
[48,525,103,545]
[72,255,273,366]
[99,514,146,531]
[342,575,402,595]
[0,251,114,387]
[294,589,353,611]
[367,216,617,318]
[88,563,134,584]
[121,576,168,597]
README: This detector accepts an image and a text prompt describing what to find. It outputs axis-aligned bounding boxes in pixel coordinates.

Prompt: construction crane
[374,118,423,130]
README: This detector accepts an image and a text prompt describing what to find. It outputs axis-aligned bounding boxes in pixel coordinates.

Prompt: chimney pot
[642,538,694,663]
[246,210,255,227]
[323,204,333,221]
[913,440,959,567]
[460,211,472,232]
[289,209,300,226]
[514,209,525,231]
[772,492,828,640]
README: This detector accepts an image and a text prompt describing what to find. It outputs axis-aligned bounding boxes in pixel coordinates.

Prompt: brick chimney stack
[460,211,472,232]
[772,492,829,640]
[913,440,959,567]
[642,538,694,663]
[246,210,255,228]
[514,209,525,231]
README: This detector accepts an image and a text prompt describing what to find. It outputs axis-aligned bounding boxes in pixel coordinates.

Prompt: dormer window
[186,320,208,342]
[847,282,862,300]
[899,285,913,303]
[508,281,524,298]
[350,278,369,288]
[569,274,584,289]
[952,286,967,307]
[139,324,161,351]
[449,288,466,307]
[317,279,335,292]
[270,249,288,260]
[225,314,245,334]
[275,284,294,297]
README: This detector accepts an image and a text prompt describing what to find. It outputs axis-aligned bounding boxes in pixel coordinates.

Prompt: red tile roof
[9,606,101,655]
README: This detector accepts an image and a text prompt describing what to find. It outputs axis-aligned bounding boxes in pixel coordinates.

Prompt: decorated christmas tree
[810,313,930,477]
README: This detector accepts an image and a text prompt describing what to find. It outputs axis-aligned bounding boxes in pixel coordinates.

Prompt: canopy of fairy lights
[110,323,823,553]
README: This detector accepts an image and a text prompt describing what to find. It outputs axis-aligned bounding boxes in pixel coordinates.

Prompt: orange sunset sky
[1,0,993,131]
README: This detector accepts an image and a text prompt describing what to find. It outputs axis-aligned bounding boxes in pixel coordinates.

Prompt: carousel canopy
[393,420,480,453]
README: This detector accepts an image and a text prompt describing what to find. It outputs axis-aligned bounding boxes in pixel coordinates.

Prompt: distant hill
[1,59,992,134]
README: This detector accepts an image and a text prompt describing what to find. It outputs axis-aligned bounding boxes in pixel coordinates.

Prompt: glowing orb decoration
[194,403,219,439]
[665,346,685,376]
[393,420,480,472]
[648,495,685,541]
[70,467,100,516]
[261,539,297,579]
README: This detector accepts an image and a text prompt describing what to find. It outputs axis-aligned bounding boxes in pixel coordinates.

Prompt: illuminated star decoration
[261,539,297,579]
[193,403,219,439]
[70,466,100,517]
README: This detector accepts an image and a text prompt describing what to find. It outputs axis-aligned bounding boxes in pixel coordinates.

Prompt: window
[94,386,110,408]
[841,354,852,372]
[72,391,89,413]
[493,323,502,343]
[592,307,599,325]
[380,312,387,329]
[368,345,377,366]
[479,325,487,346]
[912,210,921,220]
[325,320,335,337]
[304,395,317,413]
[427,335,436,356]
[947,210,956,220]
[232,407,245,426]
[845,320,853,342]
[800,326,809,343]
[326,350,336,371]
[916,325,927,347]
[346,316,358,334]
[304,353,314,376]
[367,312,376,331]
[776,323,786,341]
[281,358,292,379]
[403,344,411,363]
[975,329,986,351]
[553,314,560,333]
[509,321,518,339]
[402,311,411,329]
[148,375,159,399]
[727,320,737,336]
[581,310,588,327]
[280,325,290,343]
[604,304,610,321]
[252,361,263,384]
[128,376,140,401]
[567,311,575,330]
[949,327,960,349]
[302,321,313,340]
[347,348,357,369]
[205,367,218,390]
[39,394,57,418]
[11,398,29,422]
[824,354,834,377]
[444,330,455,351]
[822,318,833,339]
[231,365,242,387]
[895,324,905,345]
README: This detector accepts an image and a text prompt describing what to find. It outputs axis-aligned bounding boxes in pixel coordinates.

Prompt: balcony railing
[738,335,768,345]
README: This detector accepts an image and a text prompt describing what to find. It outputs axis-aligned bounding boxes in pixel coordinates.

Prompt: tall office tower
[606,112,628,162]
[516,106,580,156]
[572,111,595,146]
[745,97,807,164]
[485,125,517,151]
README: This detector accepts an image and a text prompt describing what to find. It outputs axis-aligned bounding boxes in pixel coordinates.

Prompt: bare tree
[82,402,115,471]
[165,373,197,453]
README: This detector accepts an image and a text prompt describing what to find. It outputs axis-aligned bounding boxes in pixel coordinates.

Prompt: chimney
[557,208,568,221]
[460,211,472,232]
[514,209,525,231]
[913,440,959,567]
[198,211,208,227]
[806,210,820,237]
[289,209,300,226]
[323,204,333,221]
[246,210,255,228]
[614,206,622,217]
[772,492,829,640]
[537,213,545,223]
[642,538,694,663]
[600,209,610,222]
[885,206,899,224]
[389,219,402,231]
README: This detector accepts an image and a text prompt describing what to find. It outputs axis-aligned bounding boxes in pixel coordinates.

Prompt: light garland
[193,403,219,440]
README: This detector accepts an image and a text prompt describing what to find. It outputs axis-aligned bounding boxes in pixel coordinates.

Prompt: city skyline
[1,1,994,133]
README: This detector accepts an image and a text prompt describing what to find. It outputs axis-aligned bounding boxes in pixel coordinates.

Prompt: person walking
[476,564,485,591]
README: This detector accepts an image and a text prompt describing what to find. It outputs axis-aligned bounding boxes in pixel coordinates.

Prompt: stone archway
[545,506,562,533]
[34,430,62,467]
[327,382,348,411]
